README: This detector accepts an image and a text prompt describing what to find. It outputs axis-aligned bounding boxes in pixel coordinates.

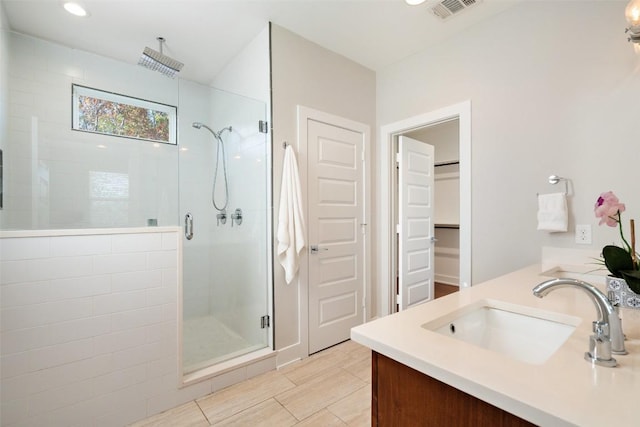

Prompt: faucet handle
[592,320,609,337]
[216,209,227,226]
[586,321,617,367]
[231,208,243,227]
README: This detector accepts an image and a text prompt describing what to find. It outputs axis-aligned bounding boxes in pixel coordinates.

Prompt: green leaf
[620,270,640,294]
[602,245,634,277]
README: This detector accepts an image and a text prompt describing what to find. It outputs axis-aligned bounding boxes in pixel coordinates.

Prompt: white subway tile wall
[0,230,275,427]
[0,230,276,426]
[0,231,175,425]
[2,31,180,231]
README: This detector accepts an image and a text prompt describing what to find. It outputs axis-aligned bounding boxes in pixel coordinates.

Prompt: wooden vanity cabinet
[371,351,536,427]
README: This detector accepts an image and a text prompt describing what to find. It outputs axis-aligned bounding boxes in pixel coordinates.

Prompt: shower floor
[183,315,264,374]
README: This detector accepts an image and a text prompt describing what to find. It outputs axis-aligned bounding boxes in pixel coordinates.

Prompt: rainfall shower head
[138,37,183,78]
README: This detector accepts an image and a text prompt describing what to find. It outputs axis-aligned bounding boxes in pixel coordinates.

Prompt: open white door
[397,136,435,310]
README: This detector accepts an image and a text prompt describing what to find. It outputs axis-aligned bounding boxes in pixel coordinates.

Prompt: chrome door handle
[185,213,194,240]
[310,245,328,253]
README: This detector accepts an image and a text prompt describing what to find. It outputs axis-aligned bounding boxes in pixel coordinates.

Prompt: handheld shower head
[192,121,233,213]
[192,122,218,136]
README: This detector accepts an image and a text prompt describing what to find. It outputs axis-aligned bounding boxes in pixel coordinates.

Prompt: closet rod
[435,160,459,167]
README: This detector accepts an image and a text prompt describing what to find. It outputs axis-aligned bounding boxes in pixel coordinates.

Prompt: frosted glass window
[72,84,177,144]
[90,171,129,199]
[90,171,129,226]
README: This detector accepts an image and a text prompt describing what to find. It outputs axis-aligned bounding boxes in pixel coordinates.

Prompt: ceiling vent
[431,0,481,21]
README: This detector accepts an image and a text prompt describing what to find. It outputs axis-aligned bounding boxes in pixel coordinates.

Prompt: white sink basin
[422,299,580,364]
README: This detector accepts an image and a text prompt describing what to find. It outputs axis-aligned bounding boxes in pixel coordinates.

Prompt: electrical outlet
[575,224,592,244]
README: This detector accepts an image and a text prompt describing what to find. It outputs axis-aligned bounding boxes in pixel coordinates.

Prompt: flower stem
[632,219,637,265]
[617,211,633,254]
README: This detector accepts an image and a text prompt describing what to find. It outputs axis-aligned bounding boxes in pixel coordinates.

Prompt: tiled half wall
[0,228,274,426]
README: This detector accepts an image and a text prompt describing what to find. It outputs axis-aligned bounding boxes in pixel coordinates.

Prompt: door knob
[310,245,328,253]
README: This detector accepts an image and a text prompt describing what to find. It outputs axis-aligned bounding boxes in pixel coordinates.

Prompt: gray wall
[270,24,376,363]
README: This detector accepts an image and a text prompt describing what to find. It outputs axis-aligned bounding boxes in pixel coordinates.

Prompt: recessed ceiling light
[63,2,88,17]
[405,0,427,5]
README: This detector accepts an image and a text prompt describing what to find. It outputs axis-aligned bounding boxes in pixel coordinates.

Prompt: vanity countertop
[351,265,640,427]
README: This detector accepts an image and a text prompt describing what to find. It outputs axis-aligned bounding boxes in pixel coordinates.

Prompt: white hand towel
[537,192,568,232]
[277,145,307,284]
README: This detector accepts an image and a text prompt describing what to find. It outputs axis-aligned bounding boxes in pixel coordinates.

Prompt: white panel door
[398,136,434,311]
[307,118,365,354]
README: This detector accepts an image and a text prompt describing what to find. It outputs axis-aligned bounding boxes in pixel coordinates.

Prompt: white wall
[406,119,459,164]
[270,24,376,364]
[0,1,9,216]
[212,26,270,105]
[2,32,179,230]
[0,230,182,425]
[377,1,640,284]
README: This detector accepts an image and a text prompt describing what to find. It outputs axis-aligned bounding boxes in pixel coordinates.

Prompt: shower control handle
[185,213,194,240]
[231,208,243,227]
[217,209,227,226]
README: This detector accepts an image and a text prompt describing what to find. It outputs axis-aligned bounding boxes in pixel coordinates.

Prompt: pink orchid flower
[595,191,625,227]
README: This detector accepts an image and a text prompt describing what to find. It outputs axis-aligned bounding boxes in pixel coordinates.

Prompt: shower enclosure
[178,80,271,374]
[1,30,272,378]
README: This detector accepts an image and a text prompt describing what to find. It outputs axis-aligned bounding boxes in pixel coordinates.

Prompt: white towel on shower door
[537,192,568,232]
[277,145,307,284]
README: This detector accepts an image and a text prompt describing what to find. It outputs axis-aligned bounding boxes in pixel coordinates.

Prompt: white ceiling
[2,0,520,84]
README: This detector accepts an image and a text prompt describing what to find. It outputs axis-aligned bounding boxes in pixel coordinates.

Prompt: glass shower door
[179,80,270,374]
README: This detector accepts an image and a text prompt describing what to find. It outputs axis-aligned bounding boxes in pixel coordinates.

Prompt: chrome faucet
[533,278,626,368]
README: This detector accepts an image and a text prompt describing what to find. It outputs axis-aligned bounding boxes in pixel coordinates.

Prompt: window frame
[71,84,177,145]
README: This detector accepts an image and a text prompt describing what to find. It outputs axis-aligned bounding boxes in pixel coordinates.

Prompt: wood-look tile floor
[434,282,458,299]
[131,340,371,426]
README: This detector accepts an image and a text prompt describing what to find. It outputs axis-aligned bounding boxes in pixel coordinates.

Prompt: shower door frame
[178,83,274,386]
